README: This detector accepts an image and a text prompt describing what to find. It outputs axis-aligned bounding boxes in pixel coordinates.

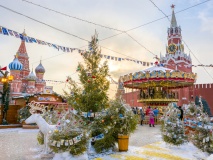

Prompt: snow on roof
[142,66,173,73]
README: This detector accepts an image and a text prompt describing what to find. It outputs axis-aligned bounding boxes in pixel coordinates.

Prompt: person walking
[153,108,159,124]
[145,106,151,115]
[139,108,145,126]
[149,108,155,127]
[178,106,183,121]
[132,107,136,114]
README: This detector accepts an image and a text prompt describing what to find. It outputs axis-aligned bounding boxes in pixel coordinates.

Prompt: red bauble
[92,75,96,78]
[88,80,91,83]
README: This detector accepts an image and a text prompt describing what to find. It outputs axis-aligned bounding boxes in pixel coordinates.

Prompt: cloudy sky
[0,0,213,98]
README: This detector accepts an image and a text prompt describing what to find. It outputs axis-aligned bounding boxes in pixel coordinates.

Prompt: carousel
[119,62,197,112]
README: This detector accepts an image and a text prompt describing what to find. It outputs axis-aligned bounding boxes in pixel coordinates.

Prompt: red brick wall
[122,84,213,114]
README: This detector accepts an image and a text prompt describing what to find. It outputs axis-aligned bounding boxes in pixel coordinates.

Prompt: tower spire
[170,4,177,28]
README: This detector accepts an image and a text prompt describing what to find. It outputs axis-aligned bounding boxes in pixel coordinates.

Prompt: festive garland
[49,130,87,155]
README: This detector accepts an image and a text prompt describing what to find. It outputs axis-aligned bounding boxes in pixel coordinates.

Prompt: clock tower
[160,5,192,73]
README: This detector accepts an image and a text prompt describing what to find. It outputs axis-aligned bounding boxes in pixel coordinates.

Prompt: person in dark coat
[178,106,183,121]
[140,108,145,126]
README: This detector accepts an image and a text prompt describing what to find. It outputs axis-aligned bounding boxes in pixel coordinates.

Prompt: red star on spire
[171,4,175,9]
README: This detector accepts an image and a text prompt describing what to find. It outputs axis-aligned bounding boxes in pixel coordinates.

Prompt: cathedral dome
[9,57,23,71]
[35,61,45,73]
[26,71,37,81]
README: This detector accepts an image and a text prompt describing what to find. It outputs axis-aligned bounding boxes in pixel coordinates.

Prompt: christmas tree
[90,99,138,153]
[161,103,187,145]
[48,109,88,155]
[195,96,212,116]
[64,33,111,152]
[64,32,109,114]
[190,96,213,153]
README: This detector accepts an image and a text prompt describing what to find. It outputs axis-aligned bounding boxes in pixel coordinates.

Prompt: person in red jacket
[145,106,151,115]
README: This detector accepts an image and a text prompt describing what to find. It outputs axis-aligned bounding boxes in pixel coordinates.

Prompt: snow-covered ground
[0,126,212,160]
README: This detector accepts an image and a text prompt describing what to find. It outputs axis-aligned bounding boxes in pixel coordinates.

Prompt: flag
[100,54,103,58]
[140,61,143,64]
[107,56,110,59]
[150,62,153,66]
[8,29,14,36]
[0,66,7,70]
[37,39,42,44]
[41,41,46,45]
[118,58,121,61]
[111,56,114,60]
[52,44,58,49]
[122,58,125,60]
[70,48,73,52]
[137,61,139,63]
[2,27,9,35]
[104,55,107,58]
[143,62,146,66]
[0,27,2,34]
[13,31,20,38]
[19,34,24,41]
[28,37,33,43]
[31,38,37,43]
[147,62,149,66]
[115,57,117,61]
[47,42,52,47]
[24,36,29,43]
[66,47,70,52]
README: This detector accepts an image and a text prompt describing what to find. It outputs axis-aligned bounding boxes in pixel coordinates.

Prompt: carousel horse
[25,113,56,154]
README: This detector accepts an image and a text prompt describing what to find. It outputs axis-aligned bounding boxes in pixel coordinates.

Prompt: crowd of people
[132,106,159,127]
[132,105,184,127]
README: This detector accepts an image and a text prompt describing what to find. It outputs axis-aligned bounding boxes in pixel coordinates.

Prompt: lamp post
[0,70,13,125]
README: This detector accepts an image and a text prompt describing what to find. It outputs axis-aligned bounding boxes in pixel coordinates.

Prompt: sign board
[43,86,53,94]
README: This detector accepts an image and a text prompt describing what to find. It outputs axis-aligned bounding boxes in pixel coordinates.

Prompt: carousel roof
[119,65,197,89]
[142,66,173,73]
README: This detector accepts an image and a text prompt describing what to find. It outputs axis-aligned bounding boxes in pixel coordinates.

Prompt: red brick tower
[160,5,193,106]
[160,5,192,73]
[16,30,30,79]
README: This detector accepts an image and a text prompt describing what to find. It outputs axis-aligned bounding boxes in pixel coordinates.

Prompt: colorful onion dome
[9,56,23,71]
[35,61,45,73]
[26,70,37,81]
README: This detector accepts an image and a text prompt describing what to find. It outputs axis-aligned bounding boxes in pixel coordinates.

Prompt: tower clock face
[168,43,177,54]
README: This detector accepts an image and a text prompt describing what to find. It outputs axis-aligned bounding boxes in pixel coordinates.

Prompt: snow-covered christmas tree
[161,103,187,145]
[190,96,213,153]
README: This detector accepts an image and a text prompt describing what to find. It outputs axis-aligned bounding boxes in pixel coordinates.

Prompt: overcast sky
[0,0,213,98]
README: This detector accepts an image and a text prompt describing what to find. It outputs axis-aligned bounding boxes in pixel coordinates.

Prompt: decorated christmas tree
[195,96,212,116]
[48,109,88,155]
[90,99,138,153]
[161,103,187,145]
[190,96,213,153]
[64,33,111,152]
[64,32,109,114]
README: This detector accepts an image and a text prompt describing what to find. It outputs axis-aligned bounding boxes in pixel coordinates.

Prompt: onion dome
[9,56,23,71]
[26,70,37,81]
[35,61,45,73]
